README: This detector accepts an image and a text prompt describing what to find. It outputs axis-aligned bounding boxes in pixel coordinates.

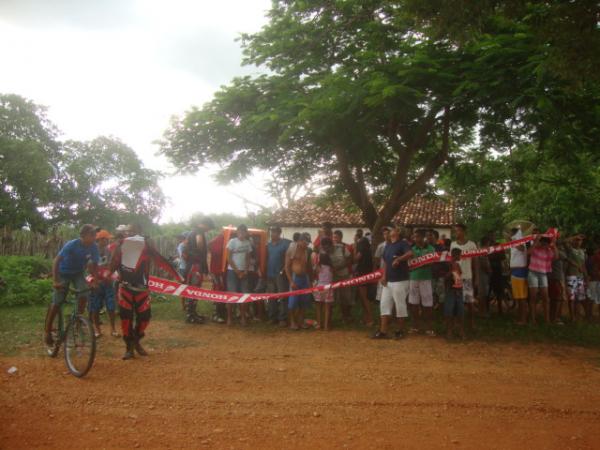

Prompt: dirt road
[2,321,600,449]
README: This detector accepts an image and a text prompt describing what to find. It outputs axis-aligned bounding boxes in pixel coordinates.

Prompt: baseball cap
[115,224,130,232]
[96,229,114,240]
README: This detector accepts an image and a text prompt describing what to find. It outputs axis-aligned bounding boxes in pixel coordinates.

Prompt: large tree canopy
[0,93,164,231]
[160,0,598,241]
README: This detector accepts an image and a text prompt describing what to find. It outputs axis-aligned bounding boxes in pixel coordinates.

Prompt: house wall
[280,226,453,244]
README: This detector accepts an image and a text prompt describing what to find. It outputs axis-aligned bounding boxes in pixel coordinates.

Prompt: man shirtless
[285,233,312,330]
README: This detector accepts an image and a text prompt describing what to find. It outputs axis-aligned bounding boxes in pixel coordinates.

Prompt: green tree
[1,93,165,230]
[60,137,165,229]
[160,1,486,242]
[0,94,62,230]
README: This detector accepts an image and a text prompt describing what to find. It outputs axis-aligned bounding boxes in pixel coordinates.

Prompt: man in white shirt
[450,224,478,328]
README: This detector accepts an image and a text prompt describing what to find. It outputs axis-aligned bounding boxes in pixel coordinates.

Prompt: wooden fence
[1,229,180,276]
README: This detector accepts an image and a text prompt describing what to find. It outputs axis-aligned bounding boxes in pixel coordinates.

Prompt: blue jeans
[288,274,311,310]
[444,288,464,318]
[227,270,249,293]
[267,274,289,321]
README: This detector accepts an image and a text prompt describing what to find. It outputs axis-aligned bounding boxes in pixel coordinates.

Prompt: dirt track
[2,321,600,449]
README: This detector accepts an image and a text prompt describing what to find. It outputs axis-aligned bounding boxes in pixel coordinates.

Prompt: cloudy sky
[0,0,274,223]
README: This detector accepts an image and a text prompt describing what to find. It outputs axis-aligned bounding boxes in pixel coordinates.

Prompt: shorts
[289,274,311,310]
[461,278,475,304]
[511,274,528,300]
[88,282,116,312]
[567,276,586,302]
[408,279,433,307]
[527,270,548,289]
[375,282,383,302]
[444,289,464,317]
[380,280,409,318]
[315,283,334,303]
[52,272,89,305]
[587,281,600,305]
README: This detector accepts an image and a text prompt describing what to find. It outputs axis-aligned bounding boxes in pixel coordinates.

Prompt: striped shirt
[529,247,554,273]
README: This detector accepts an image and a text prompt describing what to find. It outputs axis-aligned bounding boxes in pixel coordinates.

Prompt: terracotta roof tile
[268,195,457,228]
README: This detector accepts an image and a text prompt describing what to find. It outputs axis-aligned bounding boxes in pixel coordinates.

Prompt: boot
[134,338,148,356]
[122,340,135,360]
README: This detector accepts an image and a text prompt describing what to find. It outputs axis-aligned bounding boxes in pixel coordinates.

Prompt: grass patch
[1,295,600,357]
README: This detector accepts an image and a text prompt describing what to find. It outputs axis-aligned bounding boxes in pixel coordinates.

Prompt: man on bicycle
[45,224,99,346]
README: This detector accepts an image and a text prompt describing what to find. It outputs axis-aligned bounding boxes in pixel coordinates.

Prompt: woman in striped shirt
[528,236,559,324]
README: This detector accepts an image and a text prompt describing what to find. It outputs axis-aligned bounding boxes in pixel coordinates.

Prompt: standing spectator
[450,224,478,329]
[354,236,374,326]
[549,240,568,324]
[247,234,265,321]
[510,228,529,325]
[285,233,312,330]
[208,231,226,323]
[372,226,412,339]
[488,237,507,315]
[314,238,334,330]
[313,222,333,252]
[566,235,589,321]
[183,217,215,324]
[408,229,435,335]
[226,224,253,326]
[478,237,492,318]
[265,226,291,327]
[527,236,558,324]
[444,248,465,339]
[332,230,353,324]
[427,229,447,309]
[89,229,118,338]
[374,226,391,303]
[587,245,600,318]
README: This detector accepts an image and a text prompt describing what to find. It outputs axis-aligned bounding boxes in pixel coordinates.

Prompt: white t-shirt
[375,242,386,268]
[509,232,528,268]
[450,240,477,279]
[227,237,253,271]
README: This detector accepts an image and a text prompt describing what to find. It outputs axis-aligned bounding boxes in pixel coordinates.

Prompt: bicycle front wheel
[64,315,96,378]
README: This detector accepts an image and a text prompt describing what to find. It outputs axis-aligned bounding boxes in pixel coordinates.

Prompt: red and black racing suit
[111,241,153,345]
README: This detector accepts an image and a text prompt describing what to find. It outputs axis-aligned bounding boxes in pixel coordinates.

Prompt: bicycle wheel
[64,315,96,377]
[44,305,61,357]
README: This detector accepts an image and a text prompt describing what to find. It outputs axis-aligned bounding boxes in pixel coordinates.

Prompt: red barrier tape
[407,228,559,269]
[148,270,383,304]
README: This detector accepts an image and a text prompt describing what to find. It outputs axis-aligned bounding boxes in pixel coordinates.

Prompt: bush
[0,256,53,306]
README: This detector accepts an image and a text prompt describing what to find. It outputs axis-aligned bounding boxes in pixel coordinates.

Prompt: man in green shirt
[408,229,436,335]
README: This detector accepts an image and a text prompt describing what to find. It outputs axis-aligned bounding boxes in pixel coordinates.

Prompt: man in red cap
[89,229,118,338]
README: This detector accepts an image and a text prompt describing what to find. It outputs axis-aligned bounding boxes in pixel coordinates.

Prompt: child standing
[444,248,465,339]
[314,249,334,330]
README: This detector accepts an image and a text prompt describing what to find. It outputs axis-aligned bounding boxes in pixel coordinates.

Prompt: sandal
[425,330,436,337]
[94,332,102,338]
[111,330,120,337]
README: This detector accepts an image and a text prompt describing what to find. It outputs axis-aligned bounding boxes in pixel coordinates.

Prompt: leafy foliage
[0,94,165,230]
[0,256,53,306]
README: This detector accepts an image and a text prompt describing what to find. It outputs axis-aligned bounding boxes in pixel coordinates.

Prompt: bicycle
[44,288,96,378]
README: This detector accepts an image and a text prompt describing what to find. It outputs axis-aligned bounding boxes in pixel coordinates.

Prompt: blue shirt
[266,238,291,278]
[58,239,99,275]
[382,239,411,282]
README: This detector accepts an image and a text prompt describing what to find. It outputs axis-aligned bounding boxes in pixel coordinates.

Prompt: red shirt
[208,234,224,274]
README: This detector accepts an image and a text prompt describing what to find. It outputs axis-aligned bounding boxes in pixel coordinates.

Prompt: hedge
[0,256,53,306]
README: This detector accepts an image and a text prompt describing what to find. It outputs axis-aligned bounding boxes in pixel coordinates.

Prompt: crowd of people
[44,218,600,360]
[177,219,600,340]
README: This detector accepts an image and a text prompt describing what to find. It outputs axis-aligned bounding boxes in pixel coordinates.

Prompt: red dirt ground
[2,321,600,449]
